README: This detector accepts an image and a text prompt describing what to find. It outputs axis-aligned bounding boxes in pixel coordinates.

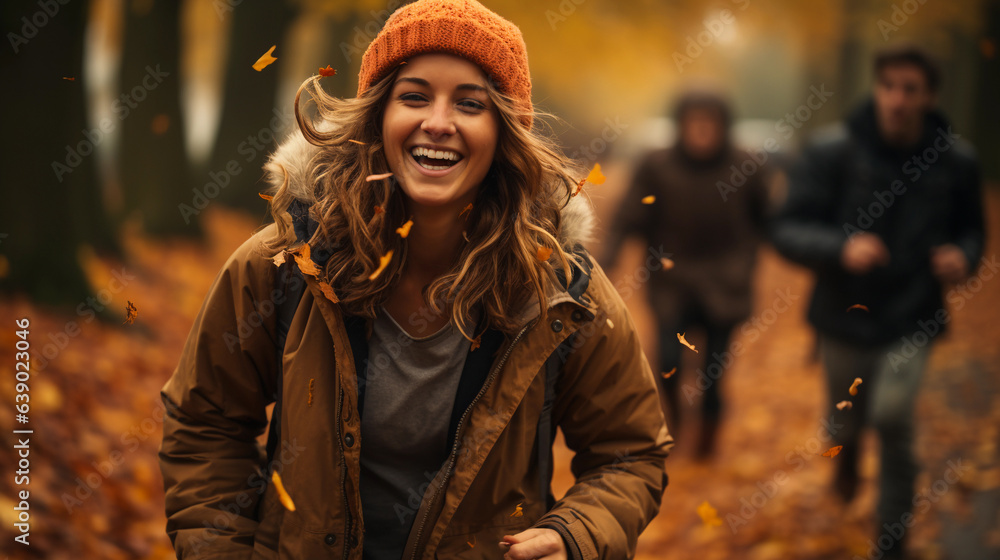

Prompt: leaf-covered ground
[1,190,997,559]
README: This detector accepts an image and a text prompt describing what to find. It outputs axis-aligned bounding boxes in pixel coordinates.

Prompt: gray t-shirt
[360,304,476,559]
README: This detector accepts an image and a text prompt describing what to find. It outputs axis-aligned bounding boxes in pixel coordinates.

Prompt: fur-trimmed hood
[263,126,599,327]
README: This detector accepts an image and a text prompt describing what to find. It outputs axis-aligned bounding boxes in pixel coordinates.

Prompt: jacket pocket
[434,517,534,559]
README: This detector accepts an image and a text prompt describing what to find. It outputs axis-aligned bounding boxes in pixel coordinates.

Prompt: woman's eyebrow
[395,76,486,93]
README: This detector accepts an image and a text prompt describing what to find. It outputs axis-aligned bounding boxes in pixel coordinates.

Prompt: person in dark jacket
[604,89,771,458]
[772,45,984,559]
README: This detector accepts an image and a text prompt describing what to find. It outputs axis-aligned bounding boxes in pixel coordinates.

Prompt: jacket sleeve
[158,229,281,559]
[534,262,673,559]
[948,145,985,272]
[600,154,658,269]
[770,139,850,271]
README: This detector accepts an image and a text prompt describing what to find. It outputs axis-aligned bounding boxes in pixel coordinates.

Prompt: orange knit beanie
[357,0,533,130]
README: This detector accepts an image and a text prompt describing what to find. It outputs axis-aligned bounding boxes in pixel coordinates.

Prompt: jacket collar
[267,126,599,327]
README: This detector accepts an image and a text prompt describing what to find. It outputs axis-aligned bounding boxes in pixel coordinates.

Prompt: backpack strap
[265,264,306,470]
[537,342,566,509]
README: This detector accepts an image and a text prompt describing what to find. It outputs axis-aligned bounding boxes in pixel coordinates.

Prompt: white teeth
[410,146,460,161]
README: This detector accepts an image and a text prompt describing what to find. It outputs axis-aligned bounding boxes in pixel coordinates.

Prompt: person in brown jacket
[603,89,771,458]
[157,1,673,558]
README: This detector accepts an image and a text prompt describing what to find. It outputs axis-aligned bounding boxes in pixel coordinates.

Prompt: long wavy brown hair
[262,65,588,340]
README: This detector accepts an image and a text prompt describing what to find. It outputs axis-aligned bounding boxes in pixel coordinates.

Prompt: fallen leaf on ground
[124,301,138,325]
[697,501,722,527]
[849,377,863,396]
[253,45,277,71]
[678,332,698,353]
[271,471,296,511]
[365,172,393,182]
[368,250,393,280]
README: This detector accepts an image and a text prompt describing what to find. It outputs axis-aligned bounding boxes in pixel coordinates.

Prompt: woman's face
[381,53,500,211]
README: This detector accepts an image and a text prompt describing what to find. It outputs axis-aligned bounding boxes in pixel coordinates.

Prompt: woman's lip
[406,151,464,178]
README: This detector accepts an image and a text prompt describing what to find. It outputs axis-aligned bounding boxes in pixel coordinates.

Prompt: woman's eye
[459,100,486,111]
[399,93,426,102]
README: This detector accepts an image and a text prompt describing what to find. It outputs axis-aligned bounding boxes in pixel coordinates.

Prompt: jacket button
[344,432,355,447]
[324,533,337,546]
[551,319,563,332]
[571,310,583,322]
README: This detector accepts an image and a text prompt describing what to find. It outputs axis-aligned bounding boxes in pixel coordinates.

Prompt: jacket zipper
[338,386,351,559]
[408,318,537,559]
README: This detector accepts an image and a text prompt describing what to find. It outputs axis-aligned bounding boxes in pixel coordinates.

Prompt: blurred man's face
[681,107,724,160]
[873,63,935,146]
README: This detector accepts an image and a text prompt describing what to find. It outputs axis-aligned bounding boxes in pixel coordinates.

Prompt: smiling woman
[158,1,673,559]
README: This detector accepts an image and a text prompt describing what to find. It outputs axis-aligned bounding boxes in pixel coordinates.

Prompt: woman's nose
[420,101,457,137]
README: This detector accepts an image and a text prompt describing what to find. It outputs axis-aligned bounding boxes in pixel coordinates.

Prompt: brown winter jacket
[158,130,673,559]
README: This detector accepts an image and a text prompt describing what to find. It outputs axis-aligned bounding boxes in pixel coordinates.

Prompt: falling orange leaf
[366,172,393,182]
[586,162,606,185]
[510,502,524,517]
[459,203,473,218]
[836,400,853,411]
[846,304,869,312]
[318,281,339,303]
[471,335,481,351]
[662,367,677,379]
[272,251,286,267]
[467,535,476,548]
[660,257,675,270]
[123,301,138,325]
[368,250,393,280]
[259,192,273,201]
[348,139,366,145]
[253,45,278,71]
[697,501,722,527]
[641,195,656,204]
[822,445,844,458]
[677,332,698,353]
[536,246,553,262]
[292,243,322,277]
[318,64,337,77]
[849,377,863,396]
[271,471,296,511]
[62,76,75,81]
[396,219,413,238]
